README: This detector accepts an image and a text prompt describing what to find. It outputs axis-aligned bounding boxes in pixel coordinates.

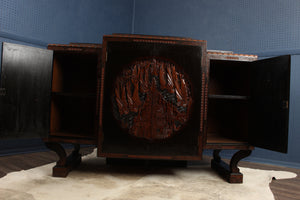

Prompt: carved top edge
[48,43,102,50]
[103,34,206,43]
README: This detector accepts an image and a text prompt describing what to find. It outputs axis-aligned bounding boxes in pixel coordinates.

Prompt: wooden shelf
[206,133,247,145]
[51,92,96,98]
[208,94,249,100]
[45,135,97,145]
[50,131,95,139]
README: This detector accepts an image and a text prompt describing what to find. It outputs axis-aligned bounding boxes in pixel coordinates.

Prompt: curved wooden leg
[211,149,252,183]
[45,142,82,177]
[66,144,82,167]
[213,149,221,162]
[230,150,252,174]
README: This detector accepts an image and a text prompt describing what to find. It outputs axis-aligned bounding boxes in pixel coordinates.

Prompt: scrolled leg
[45,142,82,177]
[230,150,252,174]
[213,149,221,162]
[211,149,252,183]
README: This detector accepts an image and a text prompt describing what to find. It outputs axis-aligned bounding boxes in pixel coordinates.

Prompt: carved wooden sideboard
[0,34,290,183]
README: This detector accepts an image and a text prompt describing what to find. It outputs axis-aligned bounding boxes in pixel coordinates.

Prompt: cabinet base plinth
[106,158,187,167]
[52,166,71,178]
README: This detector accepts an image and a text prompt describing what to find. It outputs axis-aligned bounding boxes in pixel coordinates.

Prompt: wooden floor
[0,148,299,200]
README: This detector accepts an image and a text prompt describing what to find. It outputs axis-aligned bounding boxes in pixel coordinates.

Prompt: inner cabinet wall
[47,44,102,144]
[205,52,258,148]
[205,52,290,153]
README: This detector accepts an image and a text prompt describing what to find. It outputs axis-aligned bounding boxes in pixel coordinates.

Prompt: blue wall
[134,0,300,55]
[0,0,134,75]
[0,0,133,45]
[133,0,300,168]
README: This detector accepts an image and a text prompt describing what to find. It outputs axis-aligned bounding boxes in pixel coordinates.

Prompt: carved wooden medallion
[112,58,192,140]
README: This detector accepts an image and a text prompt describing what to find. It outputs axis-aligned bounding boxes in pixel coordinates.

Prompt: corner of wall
[131,0,136,34]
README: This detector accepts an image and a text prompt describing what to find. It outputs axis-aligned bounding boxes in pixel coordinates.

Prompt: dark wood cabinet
[0,34,291,183]
[44,43,102,177]
[46,43,101,145]
[204,51,290,182]
[205,52,290,153]
[99,35,207,160]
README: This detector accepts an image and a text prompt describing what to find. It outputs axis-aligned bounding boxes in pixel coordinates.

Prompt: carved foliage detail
[112,58,192,140]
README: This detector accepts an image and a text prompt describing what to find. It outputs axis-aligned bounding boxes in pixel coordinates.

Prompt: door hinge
[0,88,6,96]
[281,100,289,109]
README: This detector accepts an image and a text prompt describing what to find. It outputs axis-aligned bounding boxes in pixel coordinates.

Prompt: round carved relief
[112,58,193,140]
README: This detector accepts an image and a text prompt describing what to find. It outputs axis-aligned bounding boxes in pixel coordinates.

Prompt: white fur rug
[0,150,296,200]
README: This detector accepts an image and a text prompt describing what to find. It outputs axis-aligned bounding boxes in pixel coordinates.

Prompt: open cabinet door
[249,55,291,153]
[0,43,53,139]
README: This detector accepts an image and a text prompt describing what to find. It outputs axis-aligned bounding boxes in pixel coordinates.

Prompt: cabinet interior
[50,52,98,139]
[206,60,251,144]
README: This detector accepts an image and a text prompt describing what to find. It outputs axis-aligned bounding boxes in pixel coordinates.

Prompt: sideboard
[0,34,290,183]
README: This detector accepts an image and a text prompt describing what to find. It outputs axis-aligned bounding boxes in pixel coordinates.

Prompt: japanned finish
[0,43,53,139]
[99,34,207,160]
[0,37,291,183]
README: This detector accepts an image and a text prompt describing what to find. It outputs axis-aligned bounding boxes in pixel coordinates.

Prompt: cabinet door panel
[250,55,290,153]
[0,43,53,139]
[99,35,206,159]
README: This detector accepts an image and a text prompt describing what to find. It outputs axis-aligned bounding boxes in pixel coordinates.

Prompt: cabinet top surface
[47,43,102,52]
[207,50,258,61]
[103,34,207,46]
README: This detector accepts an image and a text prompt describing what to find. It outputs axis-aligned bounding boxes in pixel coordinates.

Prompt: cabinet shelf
[47,132,97,145]
[51,92,96,98]
[50,131,95,139]
[206,133,247,144]
[208,94,249,100]
[205,133,252,150]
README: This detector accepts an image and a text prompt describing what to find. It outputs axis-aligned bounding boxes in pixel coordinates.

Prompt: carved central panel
[112,58,192,140]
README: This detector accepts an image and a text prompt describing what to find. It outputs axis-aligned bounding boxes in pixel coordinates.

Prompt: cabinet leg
[211,149,252,183]
[45,142,82,177]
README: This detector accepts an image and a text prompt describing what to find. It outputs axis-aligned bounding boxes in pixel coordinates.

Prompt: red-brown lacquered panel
[112,58,192,140]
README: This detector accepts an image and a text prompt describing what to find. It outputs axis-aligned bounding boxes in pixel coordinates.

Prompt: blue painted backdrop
[0,0,133,45]
[133,0,300,55]
[1,0,300,168]
[0,0,134,71]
